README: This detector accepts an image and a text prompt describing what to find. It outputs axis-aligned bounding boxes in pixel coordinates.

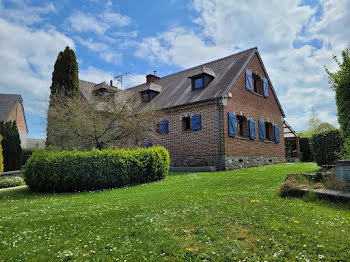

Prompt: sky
[0,0,349,138]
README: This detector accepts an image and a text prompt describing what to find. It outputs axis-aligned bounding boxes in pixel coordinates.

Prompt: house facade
[80,47,286,170]
[0,94,28,148]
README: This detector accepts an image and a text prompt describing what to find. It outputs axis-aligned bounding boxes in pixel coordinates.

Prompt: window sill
[236,136,249,140]
[264,140,276,144]
[252,91,263,97]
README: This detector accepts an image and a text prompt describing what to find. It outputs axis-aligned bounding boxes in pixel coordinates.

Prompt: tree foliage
[46,46,79,146]
[47,90,158,150]
[325,47,350,141]
[0,121,22,171]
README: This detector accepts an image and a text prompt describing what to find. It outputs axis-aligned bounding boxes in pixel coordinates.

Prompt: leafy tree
[46,46,79,146]
[326,47,350,140]
[308,108,322,133]
[47,90,158,150]
[0,121,22,171]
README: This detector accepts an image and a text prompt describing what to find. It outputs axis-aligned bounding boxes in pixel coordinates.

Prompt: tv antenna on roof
[114,72,129,90]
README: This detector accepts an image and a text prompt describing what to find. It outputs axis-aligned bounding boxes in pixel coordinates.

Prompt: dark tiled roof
[0,94,23,121]
[127,47,258,109]
[80,47,285,116]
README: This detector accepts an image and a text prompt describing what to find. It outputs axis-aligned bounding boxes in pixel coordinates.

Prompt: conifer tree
[46,46,79,146]
[0,121,22,171]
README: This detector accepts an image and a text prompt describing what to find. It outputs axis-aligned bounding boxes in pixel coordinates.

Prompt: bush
[0,177,25,188]
[0,135,3,174]
[21,148,36,166]
[310,130,344,166]
[300,137,313,162]
[0,121,22,171]
[24,146,170,193]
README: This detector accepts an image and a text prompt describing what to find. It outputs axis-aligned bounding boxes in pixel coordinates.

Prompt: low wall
[170,154,285,170]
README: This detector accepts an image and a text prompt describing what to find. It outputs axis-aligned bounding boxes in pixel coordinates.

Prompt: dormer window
[189,66,215,90]
[139,83,162,103]
[194,77,204,89]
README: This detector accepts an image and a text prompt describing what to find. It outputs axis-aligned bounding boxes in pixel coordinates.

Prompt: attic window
[190,74,213,90]
[252,73,263,95]
[194,77,203,89]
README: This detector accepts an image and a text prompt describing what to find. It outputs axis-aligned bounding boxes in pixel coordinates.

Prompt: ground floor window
[237,116,249,138]
[265,122,274,141]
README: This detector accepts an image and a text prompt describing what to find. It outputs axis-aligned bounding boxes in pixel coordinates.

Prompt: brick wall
[156,101,219,166]
[155,52,285,169]
[222,53,285,158]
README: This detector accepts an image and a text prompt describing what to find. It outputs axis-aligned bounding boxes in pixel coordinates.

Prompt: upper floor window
[183,117,191,131]
[252,73,263,95]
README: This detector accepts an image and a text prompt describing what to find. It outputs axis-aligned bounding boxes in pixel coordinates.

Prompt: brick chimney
[146,74,160,84]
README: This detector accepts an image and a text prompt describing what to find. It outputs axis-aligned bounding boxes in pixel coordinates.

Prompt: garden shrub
[300,137,313,162]
[310,130,344,166]
[0,135,3,174]
[24,146,170,193]
[0,121,22,171]
[21,148,36,166]
[0,177,25,188]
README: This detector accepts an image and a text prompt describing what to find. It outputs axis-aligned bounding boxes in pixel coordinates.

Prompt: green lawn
[1,163,349,261]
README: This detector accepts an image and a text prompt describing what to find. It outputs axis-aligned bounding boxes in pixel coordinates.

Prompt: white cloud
[0,18,74,116]
[68,2,131,35]
[135,27,229,68]
[69,11,108,35]
[135,0,349,131]
[0,1,56,25]
[76,37,122,64]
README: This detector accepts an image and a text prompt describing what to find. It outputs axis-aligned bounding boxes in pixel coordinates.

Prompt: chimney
[110,80,113,87]
[146,73,160,84]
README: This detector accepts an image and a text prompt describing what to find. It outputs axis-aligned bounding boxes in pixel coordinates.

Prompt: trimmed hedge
[21,148,36,166]
[24,146,170,193]
[0,135,3,174]
[300,137,313,162]
[310,130,344,166]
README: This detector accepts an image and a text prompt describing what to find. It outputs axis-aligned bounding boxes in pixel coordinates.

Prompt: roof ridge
[128,47,257,89]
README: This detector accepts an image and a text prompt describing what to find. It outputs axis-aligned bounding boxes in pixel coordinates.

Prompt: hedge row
[21,148,36,166]
[310,130,344,166]
[0,135,3,173]
[24,146,170,192]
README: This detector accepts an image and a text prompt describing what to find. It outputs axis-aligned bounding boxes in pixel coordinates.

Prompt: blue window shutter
[191,115,201,131]
[263,78,269,97]
[159,120,169,134]
[274,124,280,143]
[228,112,237,137]
[259,120,265,141]
[248,118,255,140]
[246,69,252,91]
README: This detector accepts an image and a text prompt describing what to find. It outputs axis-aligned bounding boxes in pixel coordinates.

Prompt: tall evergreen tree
[0,121,22,171]
[46,46,79,146]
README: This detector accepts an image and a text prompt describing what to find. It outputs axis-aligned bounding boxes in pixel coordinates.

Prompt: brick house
[0,94,28,148]
[80,47,286,170]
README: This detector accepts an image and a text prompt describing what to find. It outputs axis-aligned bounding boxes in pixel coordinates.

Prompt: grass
[0,162,349,261]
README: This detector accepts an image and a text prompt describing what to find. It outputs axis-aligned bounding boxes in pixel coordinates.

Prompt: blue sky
[0,0,349,138]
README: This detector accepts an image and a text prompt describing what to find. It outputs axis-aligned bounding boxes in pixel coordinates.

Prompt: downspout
[216,98,222,170]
